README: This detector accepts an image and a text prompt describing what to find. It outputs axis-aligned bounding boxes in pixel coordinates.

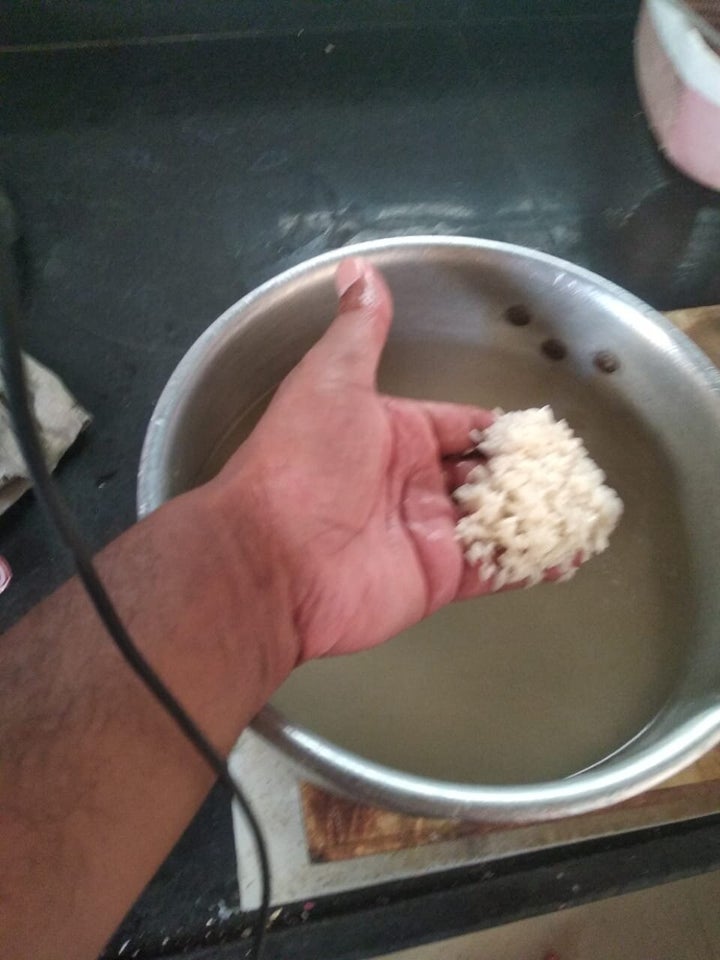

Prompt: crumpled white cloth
[0,355,91,514]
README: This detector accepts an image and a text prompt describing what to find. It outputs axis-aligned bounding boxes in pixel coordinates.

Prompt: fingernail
[335,257,367,298]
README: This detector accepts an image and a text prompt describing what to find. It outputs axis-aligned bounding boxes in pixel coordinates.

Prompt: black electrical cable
[0,240,271,959]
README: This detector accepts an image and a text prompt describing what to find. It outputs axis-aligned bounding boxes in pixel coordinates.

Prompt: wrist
[187,475,300,698]
[113,481,299,754]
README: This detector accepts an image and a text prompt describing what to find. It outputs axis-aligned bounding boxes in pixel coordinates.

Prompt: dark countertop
[2,5,720,958]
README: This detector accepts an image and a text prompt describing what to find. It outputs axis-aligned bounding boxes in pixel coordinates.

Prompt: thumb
[310,257,393,387]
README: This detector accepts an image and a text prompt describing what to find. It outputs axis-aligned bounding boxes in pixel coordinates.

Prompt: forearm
[0,481,296,960]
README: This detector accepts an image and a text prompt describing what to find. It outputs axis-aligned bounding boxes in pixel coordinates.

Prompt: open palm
[219,258,500,661]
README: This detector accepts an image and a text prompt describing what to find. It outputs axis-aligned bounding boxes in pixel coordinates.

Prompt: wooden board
[301,306,720,865]
[666,305,720,362]
[301,747,720,862]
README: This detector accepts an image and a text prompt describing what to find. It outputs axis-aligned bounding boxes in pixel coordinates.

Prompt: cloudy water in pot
[209,338,692,784]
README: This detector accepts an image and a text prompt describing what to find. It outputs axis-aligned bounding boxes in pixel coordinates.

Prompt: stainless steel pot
[138,237,720,822]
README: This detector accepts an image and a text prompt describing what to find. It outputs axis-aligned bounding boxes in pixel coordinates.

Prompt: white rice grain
[454,406,623,589]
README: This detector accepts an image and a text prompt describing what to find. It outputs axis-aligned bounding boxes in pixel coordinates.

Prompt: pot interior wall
[156,247,712,784]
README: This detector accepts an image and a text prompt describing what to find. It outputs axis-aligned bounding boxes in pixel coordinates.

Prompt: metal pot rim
[138,235,720,821]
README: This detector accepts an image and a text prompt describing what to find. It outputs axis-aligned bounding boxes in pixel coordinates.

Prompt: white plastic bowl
[636,0,720,190]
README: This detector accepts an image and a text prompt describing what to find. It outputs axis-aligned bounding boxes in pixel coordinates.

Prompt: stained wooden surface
[301,749,720,863]
[667,305,720,364]
[301,306,720,865]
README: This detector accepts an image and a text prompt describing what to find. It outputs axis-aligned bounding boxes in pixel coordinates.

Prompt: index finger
[387,398,494,457]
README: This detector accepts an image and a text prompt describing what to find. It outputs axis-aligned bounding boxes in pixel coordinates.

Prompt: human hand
[215,258,505,661]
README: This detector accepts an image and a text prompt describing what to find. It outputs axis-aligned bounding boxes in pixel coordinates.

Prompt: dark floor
[375,871,720,960]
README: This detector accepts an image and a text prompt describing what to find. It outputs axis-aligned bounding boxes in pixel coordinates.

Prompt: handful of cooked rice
[454,406,623,589]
